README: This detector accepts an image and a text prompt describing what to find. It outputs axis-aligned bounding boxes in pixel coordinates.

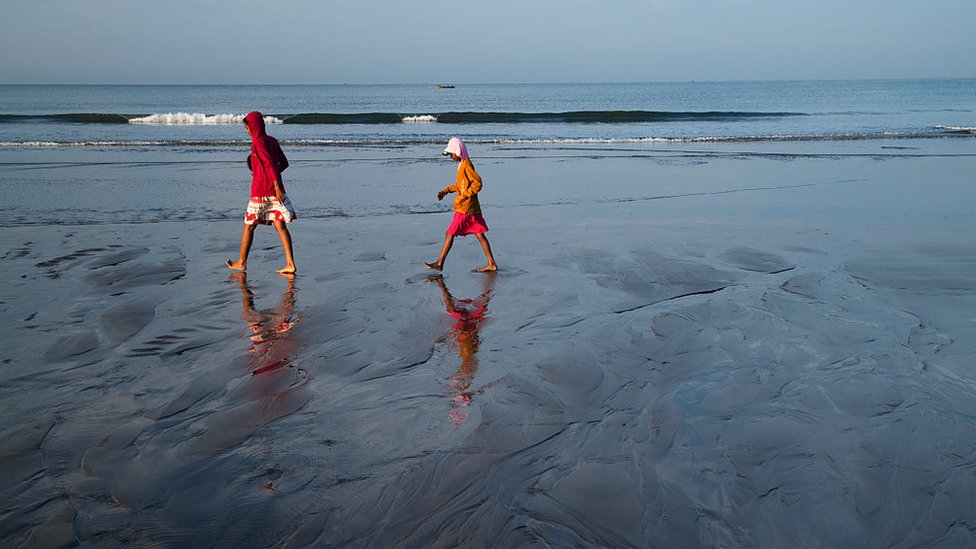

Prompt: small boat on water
[436,84,455,89]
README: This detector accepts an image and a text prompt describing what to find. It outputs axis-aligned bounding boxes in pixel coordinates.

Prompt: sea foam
[936,125,976,134]
[402,115,437,123]
[128,113,283,125]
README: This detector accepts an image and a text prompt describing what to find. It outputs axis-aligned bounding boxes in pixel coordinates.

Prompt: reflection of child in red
[232,272,299,375]
[228,272,308,493]
[430,273,495,425]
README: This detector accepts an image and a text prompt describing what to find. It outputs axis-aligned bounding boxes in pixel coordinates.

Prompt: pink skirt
[446,212,489,236]
[244,195,297,225]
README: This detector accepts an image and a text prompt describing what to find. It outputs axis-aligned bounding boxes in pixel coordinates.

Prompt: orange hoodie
[440,159,482,215]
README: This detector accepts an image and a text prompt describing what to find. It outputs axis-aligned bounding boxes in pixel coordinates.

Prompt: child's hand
[437,191,447,201]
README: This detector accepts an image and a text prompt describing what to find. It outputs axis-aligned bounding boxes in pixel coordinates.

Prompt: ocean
[0,79,974,227]
[1,79,975,146]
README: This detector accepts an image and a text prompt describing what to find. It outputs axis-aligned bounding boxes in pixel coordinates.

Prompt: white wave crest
[128,113,283,125]
[936,125,976,134]
[0,141,62,147]
[402,115,437,124]
[0,140,168,147]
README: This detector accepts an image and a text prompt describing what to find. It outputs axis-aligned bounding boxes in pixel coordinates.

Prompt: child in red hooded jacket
[226,111,297,275]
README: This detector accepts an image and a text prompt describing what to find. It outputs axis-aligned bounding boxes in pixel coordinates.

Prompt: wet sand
[2,147,976,547]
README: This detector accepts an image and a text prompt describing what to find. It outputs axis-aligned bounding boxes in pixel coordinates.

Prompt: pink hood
[443,137,469,160]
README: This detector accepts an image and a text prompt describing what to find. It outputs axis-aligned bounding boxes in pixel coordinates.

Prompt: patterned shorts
[244,195,297,225]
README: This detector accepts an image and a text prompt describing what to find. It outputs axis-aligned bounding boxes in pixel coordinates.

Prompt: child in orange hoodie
[425,137,498,273]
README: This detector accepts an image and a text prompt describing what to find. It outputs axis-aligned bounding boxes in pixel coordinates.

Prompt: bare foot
[226,259,246,271]
[474,265,498,273]
[276,265,297,275]
[424,261,443,271]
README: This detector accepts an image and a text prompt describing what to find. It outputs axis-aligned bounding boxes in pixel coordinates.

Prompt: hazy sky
[2,0,974,84]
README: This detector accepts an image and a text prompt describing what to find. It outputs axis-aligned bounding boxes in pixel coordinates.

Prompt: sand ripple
[2,185,976,546]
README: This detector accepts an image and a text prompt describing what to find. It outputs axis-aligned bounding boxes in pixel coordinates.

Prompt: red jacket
[245,111,289,198]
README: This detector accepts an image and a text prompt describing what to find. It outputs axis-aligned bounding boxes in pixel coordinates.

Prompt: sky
[2,0,974,84]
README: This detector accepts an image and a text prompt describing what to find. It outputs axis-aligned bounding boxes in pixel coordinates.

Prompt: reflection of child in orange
[430,273,495,424]
[232,272,299,375]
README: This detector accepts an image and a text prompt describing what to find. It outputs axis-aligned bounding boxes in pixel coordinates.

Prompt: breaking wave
[0,113,283,125]
[935,125,976,135]
[1,110,801,126]
[279,111,805,125]
[128,113,283,125]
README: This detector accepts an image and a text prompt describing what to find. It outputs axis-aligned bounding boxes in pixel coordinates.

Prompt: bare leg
[473,233,497,272]
[227,223,257,271]
[273,220,297,274]
[229,271,260,321]
[425,233,455,271]
[428,273,456,312]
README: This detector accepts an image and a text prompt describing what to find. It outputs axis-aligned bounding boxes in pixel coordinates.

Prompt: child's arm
[273,179,285,202]
[255,139,287,201]
[455,163,482,197]
[438,184,458,200]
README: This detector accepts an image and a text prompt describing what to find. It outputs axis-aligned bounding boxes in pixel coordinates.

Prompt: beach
[2,139,976,547]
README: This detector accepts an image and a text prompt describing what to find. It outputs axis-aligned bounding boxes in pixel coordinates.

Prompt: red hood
[244,111,267,140]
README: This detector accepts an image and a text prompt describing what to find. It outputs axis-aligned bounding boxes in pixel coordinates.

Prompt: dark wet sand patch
[720,245,796,273]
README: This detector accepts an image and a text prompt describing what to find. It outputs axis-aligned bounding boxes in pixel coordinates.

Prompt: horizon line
[1,76,974,87]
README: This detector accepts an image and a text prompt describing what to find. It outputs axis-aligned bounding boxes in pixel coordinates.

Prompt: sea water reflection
[428,273,495,425]
[231,272,301,376]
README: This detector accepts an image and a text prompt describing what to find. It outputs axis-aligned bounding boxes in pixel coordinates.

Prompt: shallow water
[1,144,976,547]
